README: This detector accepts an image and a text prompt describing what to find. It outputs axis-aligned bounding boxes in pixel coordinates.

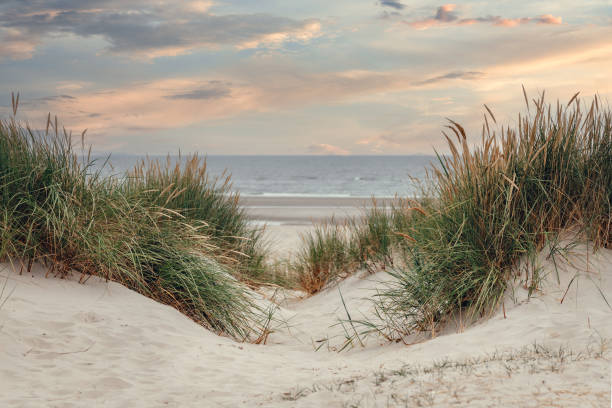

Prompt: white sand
[262,224,313,260]
[0,235,610,407]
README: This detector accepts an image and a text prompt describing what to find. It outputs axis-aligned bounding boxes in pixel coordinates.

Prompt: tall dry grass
[122,155,268,283]
[294,200,417,294]
[296,91,611,339]
[0,96,271,340]
[376,91,611,336]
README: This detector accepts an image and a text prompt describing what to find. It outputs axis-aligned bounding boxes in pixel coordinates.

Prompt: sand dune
[0,239,610,407]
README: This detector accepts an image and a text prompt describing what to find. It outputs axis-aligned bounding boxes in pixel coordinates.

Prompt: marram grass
[0,100,271,340]
[295,221,354,294]
[295,203,397,294]
[297,92,611,339]
[122,155,268,283]
[385,92,612,335]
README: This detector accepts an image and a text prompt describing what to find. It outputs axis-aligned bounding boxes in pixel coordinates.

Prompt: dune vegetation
[296,91,611,338]
[295,205,396,294]
[2,91,610,343]
[0,95,272,340]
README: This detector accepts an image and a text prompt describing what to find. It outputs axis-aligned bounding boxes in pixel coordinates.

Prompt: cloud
[379,1,405,10]
[16,78,257,136]
[536,14,563,25]
[56,82,89,91]
[0,27,39,60]
[165,81,231,100]
[13,65,488,140]
[434,4,459,22]
[35,94,76,102]
[416,71,485,85]
[18,28,610,146]
[21,69,405,135]
[408,4,562,30]
[237,20,321,50]
[186,1,214,13]
[307,143,350,155]
[486,41,612,76]
[356,134,401,152]
[50,69,400,129]
[0,0,321,60]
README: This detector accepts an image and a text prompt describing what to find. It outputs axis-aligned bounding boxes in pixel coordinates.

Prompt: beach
[1,176,611,408]
[2,0,611,403]
[1,94,611,407]
[1,195,611,407]
[242,196,371,259]
[1,240,610,407]
[242,195,377,225]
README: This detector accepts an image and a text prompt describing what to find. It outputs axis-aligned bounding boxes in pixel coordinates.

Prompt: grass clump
[295,202,403,294]
[296,222,354,294]
[296,91,611,339]
[295,200,416,294]
[376,91,612,336]
[0,98,270,340]
[122,155,268,283]
[348,202,396,271]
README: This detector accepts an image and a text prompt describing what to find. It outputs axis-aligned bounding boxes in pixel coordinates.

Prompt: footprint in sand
[74,311,104,323]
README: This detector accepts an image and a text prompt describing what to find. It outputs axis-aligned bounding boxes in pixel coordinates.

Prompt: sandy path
[0,239,610,407]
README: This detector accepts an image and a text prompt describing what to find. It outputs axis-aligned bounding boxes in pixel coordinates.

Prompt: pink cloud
[307,143,350,155]
[0,28,38,60]
[356,134,401,152]
[17,66,490,148]
[537,14,563,25]
[237,21,321,50]
[408,5,562,30]
[27,79,259,135]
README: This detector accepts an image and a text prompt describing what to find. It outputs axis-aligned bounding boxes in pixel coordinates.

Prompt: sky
[0,0,611,155]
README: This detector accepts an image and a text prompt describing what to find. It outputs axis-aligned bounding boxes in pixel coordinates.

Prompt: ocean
[96,155,435,198]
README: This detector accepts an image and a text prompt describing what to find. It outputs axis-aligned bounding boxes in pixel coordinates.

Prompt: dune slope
[0,242,610,407]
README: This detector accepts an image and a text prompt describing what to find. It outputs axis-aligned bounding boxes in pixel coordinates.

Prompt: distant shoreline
[241,195,396,224]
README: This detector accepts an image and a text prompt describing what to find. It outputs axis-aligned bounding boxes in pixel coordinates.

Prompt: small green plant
[295,222,354,294]
[295,200,417,294]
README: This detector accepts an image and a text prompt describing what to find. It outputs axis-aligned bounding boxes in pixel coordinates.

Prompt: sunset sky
[0,1,610,155]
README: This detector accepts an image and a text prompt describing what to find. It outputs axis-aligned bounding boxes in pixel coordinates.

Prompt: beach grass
[379,92,612,336]
[348,202,395,272]
[297,91,611,337]
[122,155,268,283]
[0,97,270,340]
[295,222,355,294]
[295,203,401,294]
[294,201,415,294]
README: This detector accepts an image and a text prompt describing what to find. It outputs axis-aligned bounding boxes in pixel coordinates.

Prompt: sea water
[94,155,435,198]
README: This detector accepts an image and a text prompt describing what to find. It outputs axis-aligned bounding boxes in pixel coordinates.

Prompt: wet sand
[241,196,393,225]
